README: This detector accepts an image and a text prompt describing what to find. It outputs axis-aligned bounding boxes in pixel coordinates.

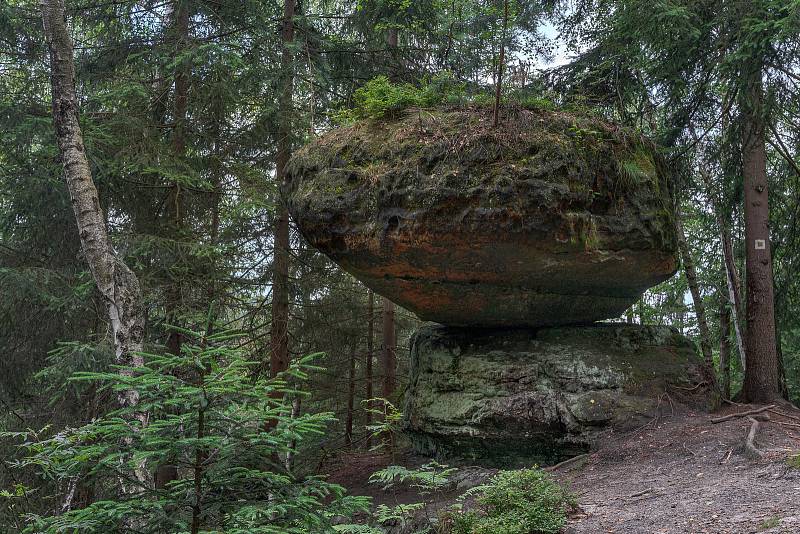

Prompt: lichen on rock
[286,106,679,327]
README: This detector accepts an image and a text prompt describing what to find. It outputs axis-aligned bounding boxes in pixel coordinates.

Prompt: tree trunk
[721,222,747,371]
[381,297,396,399]
[157,0,191,490]
[387,27,398,48]
[365,289,374,448]
[386,28,399,81]
[701,166,747,372]
[675,211,714,370]
[190,370,206,534]
[164,0,190,355]
[719,278,732,400]
[345,343,356,446]
[740,68,781,403]
[270,0,296,379]
[41,0,148,487]
[493,0,509,127]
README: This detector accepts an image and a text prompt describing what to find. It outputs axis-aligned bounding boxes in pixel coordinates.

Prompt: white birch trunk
[41,0,149,490]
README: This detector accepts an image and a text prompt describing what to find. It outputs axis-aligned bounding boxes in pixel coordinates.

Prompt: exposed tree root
[627,487,653,499]
[545,453,589,472]
[710,404,775,424]
[742,416,764,460]
[773,420,800,430]
[768,408,800,423]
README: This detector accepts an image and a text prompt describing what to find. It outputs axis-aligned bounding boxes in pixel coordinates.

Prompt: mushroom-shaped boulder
[286,107,678,327]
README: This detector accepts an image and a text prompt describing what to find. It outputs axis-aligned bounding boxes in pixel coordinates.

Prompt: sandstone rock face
[286,107,679,327]
[405,323,711,467]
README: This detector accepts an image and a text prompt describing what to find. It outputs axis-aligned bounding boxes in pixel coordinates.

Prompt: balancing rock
[286,107,678,327]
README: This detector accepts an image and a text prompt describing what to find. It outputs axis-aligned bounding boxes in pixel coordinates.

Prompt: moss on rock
[404,323,712,467]
[286,106,679,327]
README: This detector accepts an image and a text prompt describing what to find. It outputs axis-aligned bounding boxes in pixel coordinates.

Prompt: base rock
[404,323,712,467]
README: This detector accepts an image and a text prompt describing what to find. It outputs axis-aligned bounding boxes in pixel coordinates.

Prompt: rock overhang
[286,106,679,326]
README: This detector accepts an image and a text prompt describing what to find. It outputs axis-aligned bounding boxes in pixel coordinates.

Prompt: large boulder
[286,107,679,327]
[404,323,712,467]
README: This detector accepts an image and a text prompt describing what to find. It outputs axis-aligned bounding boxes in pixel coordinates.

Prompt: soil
[324,402,800,533]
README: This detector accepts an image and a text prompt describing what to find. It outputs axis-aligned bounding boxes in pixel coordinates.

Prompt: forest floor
[325,402,800,533]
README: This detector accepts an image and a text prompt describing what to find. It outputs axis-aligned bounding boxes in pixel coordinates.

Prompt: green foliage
[441,468,575,534]
[2,330,369,533]
[333,524,384,534]
[374,502,426,524]
[370,461,456,494]
[788,453,800,469]
[332,76,565,124]
[359,466,573,534]
[364,398,404,454]
[356,462,456,532]
[759,516,781,531]
[332,73,468,123]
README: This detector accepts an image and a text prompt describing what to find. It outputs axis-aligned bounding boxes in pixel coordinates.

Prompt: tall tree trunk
[675,211,714,370]
[387,28,398,48]
[365,289,374,448]
[701,166,747,372]
[381,297,396,399]
[380,296,396,451]
[386,28,399,81]
[493,0,509,127]
[270,0,296,379]
[157,0,191,490]
[41,0,147,488]
[190,369,206,534]
[740,68,781,403]
[345,343,356,446]
[721,222,747,371]
[719,275,732,400]
[164,0,190,357]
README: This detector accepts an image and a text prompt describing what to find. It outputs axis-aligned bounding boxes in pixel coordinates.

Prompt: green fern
[369,461,457,493]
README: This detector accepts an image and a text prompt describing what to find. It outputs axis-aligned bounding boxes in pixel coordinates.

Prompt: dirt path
[325,404,800,533]
[558,405,800,534]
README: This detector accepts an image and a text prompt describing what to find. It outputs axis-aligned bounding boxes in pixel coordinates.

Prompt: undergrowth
[353,464,575,534]
[440,468,576,534]
[331,74,565,124]
[788,453,800,469]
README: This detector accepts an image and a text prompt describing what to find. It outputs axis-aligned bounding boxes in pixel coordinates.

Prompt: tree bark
[270,0,296,379]
[675,211,714,370]
[190,370,206,534]
[365,289,374,448]
[721,222,747,371]
[700,166,747,372]
[41,0,147,487]
[157,0,191,490]
[386,28,399,81]
[164,0,190,355]
[740,67,781,403]
[719,278,732,400]
[345,343,356,446]
[387,28,398,48]
[493,0,509,127]
[381,297,396,399]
